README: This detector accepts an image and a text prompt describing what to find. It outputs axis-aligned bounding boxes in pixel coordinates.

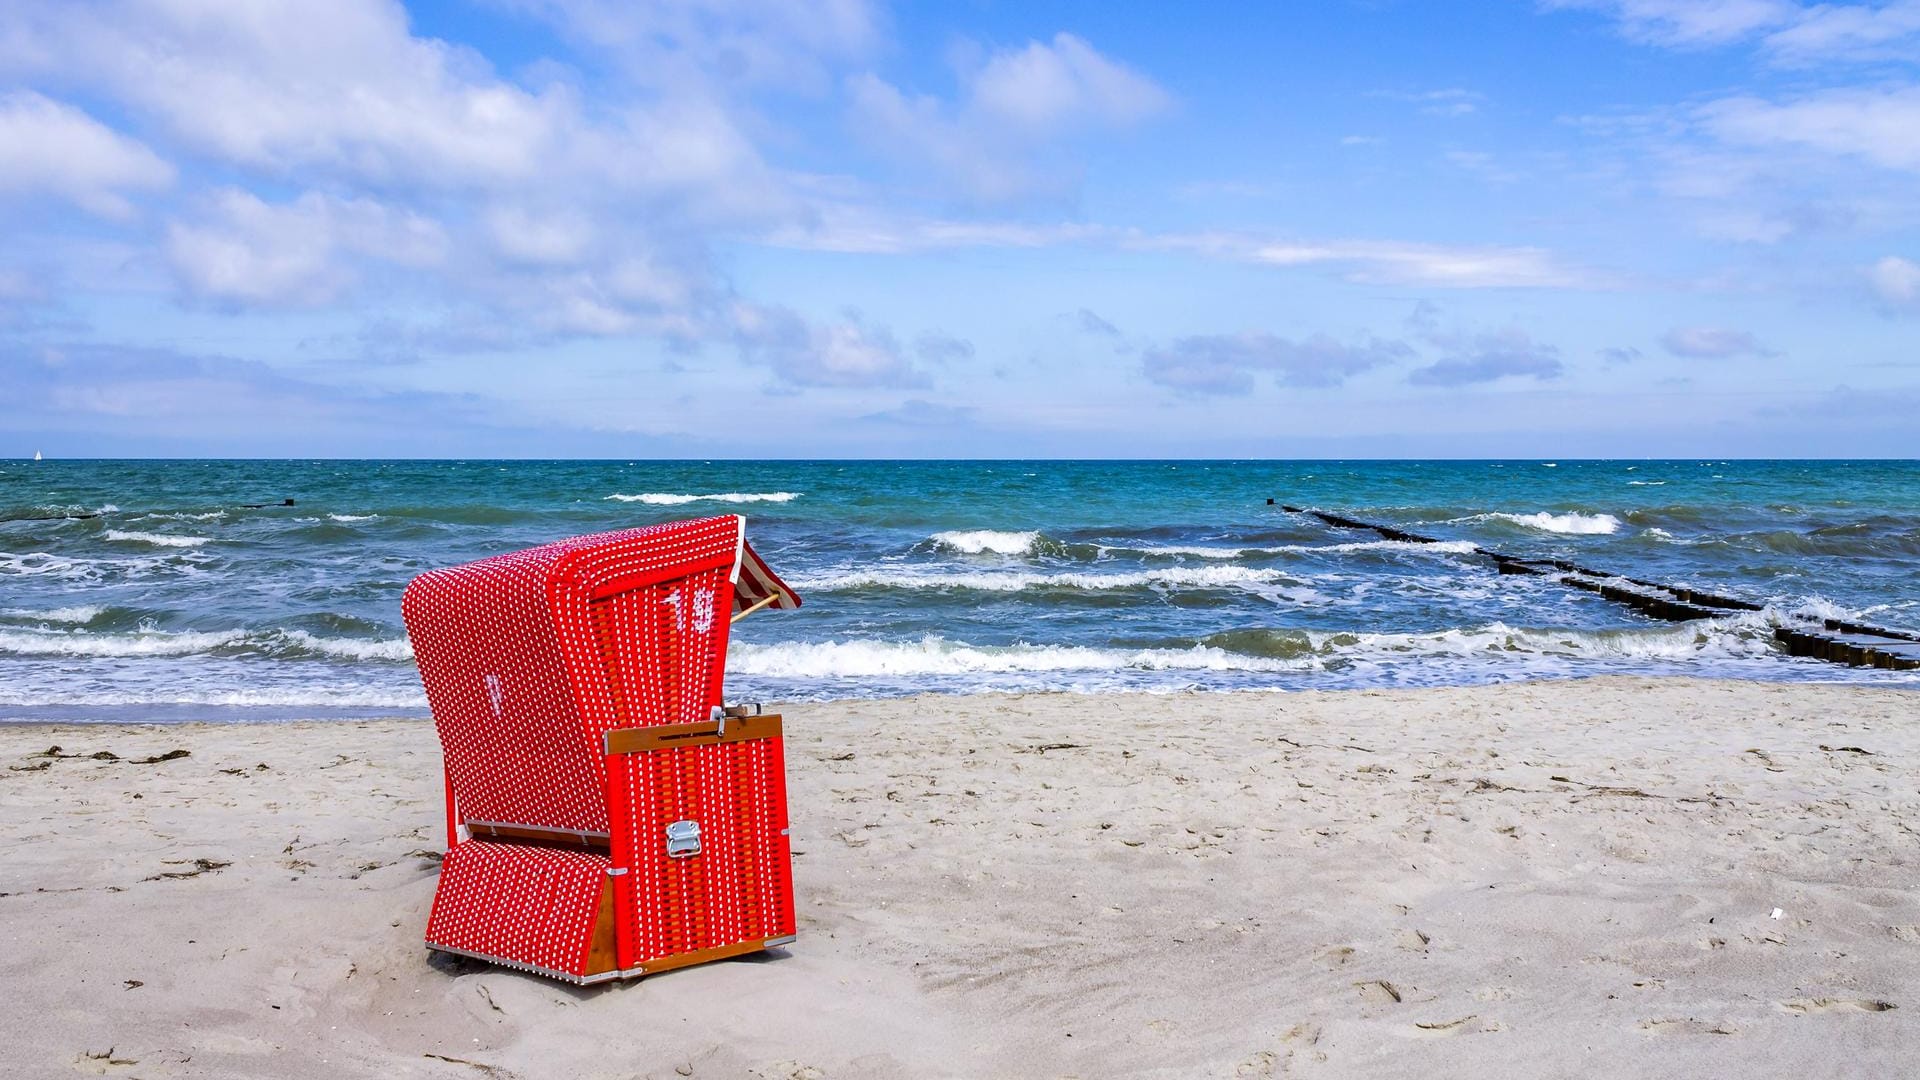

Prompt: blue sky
[3,0,1918,457]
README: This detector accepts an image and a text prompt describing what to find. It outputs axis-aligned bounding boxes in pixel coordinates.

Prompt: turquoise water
[2,459,1917,721]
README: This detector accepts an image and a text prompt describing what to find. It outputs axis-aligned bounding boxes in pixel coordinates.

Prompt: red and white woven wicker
[403,514,801,982]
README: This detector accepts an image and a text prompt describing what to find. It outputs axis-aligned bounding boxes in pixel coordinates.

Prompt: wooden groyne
[1276,504,1920,672]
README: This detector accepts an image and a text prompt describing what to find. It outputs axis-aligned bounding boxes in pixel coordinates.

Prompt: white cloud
[1141,333,1411,395]
[732,304,923,387]
[1547,0,1920,60]
[847,33,1168,201]
[1544,0,1796,46]
[1869,255,1920,311]
[1701,87,1920,172]
[483,205,596,265]
[967,32,1169,133]
[1149,234,1602,289]
[501,0,882,91]
[1660,325,1771,357]
[2,1,573,186]
[166,190,447,307]
[0,91,171,217]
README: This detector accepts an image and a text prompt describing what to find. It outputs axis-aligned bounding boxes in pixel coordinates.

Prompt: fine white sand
[2,677,1915,1078]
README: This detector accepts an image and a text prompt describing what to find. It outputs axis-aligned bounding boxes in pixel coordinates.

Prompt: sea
[2,459,1917,722]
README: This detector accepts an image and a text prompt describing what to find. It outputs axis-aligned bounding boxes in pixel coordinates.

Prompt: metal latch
[666,820,701,858]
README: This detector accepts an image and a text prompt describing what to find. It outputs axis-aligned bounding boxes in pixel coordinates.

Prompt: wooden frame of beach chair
[402,515,802,983]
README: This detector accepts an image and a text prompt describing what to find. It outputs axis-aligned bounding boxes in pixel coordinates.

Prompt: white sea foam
[728,617,1788,681]
[0,685,428,709]
[0,625,415,662]
[0,552,87,578]
[729,637,1314,678]
[102,530,212,548]
[928,530,1042,555]
[1115,539,1480,559]
[0,626,244,657]
[1627,480,1667,486]
[280,630,414,661]
[604,492,801,505]
[0,605,105,624]
[327,513,377,522]
[1487,512,1621,535]
[795,565,1308,593]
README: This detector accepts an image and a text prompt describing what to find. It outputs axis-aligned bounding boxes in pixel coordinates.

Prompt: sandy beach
[2,677,1915,1078]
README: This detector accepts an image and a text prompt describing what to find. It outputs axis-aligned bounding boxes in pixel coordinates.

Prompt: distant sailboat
[33,450,42,461]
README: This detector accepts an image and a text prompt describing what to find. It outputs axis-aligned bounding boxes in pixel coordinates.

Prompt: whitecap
[1113,539,1481,559]
[279,630,414,662]
[327,513,377,522]
[927,530,1041,555]
[794,564,1310,593]
[604,492,801,505]
[1485,512,1621,535]
[0,605,104,624]
[729,636,1313,679]
[0,626,244,658]
[102,530,211,548]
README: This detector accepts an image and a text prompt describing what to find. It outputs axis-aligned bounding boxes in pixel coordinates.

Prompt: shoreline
[3,676,1914,1077]
[3,671,1916,727]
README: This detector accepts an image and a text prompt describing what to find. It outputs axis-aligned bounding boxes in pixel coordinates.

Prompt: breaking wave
[1483,512,1622,535]
[729,637,1314,678]
[727,616,1792,682]
[0,605,105,624]
[604,492,801,505]
[795,565,1312,593]
[102,530,212,548]
[927,529,1043,555]
[1112,539,1481,559]
[0,626,414,662]
[0,626,245,657]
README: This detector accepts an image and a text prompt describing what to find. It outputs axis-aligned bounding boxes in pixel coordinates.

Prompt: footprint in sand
[1890,926,1920,944]
[1780,998,1897,1014]
[1409,1015,1503,1037]
[1354,980,1402,1004]
[1233,1050,1278,1077]
[1638,1018,1738,1035]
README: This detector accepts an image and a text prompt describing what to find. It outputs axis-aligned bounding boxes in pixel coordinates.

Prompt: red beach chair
[402,515,802,983]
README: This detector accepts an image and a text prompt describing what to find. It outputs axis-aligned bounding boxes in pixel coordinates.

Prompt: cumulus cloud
[165,189,447,307]
[1868,255,1920,312]
[1141,332,1411,395]
[1,1,574,186]
[847,33,1168,201]
[732,304,924,388]
[1407,327,1565,386]
[1,0,795,337]
[0,91,172,217]
[502,0,882,91]
[1661,325,1772,357]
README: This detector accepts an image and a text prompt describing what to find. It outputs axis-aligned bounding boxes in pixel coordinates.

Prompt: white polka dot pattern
[403,514,799,980]
[425,840,609,977]
[402,515,744,832]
